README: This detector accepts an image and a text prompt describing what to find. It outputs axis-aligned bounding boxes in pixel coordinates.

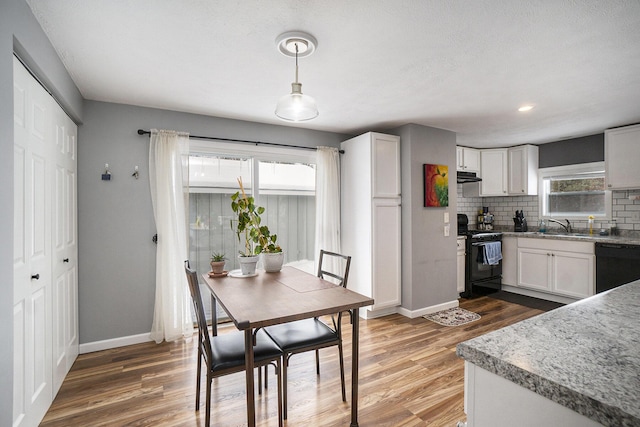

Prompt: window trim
[538,161,611,221]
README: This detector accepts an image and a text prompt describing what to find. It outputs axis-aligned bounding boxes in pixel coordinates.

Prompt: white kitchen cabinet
[501,236,517,286]
[605,124,640,189]
[508,145,538,195]
[480,149,508,196]
[462,148,508,197]
[341,132,401,318]
[457,236,466,293]
[517,238,594,299]
[456,146,480,173]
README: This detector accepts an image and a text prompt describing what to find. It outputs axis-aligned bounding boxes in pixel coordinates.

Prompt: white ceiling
[26,0,640,148]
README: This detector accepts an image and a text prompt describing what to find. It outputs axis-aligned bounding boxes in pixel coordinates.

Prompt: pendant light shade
[274,31,319,122]
[275,82,319,122]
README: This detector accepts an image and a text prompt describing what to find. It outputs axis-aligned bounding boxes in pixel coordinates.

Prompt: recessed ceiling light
[518,105,534,112]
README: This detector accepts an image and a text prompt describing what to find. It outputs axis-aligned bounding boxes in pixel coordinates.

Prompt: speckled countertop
[456,280,640,427]
[501,230,640,245]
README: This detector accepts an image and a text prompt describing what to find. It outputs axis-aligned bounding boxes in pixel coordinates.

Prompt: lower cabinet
[517,238,594,299]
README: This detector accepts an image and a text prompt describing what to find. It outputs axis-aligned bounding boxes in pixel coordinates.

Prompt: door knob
[31,274,40,280]
[63,258,69,263]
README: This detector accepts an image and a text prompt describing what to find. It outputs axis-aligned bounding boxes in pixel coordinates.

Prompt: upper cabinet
[605,124,640,190]
[480,149,508,196]
[508,145,539,195]
[456,146,480,173]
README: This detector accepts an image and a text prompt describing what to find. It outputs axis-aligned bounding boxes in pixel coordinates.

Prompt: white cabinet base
[464,362,601,427]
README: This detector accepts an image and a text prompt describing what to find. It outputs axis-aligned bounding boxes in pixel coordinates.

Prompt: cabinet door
[372,133,400,197]
[552,252,594,298]
[509,145,538,195]
[464,147,480,172]
[605,124,640,189]
[518,248,551,291]
[480,149,508,196]
[372,199,401,309]
[501,236,517,286]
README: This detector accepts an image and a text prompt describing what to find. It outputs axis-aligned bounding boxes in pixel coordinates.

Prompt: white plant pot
[238,255,259,275]
[262,252,284,273]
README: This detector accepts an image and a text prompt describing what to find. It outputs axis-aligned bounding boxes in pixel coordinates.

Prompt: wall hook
[102,163,111,181]
[132,165,139,179]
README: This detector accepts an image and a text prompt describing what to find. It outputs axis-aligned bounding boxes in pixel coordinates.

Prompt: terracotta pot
[210,260,226,274]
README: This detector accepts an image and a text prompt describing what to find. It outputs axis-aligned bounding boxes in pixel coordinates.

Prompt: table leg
[244,328,256,427]
[350,308,360,427]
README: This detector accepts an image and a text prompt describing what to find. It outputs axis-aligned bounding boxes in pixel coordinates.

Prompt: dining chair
[184,261,283,427]
[264,250,352,419]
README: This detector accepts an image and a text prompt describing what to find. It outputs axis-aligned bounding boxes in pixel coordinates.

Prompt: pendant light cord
[294,42,299,84]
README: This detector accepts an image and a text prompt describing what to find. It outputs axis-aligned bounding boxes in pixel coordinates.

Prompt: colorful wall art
[424,164,449,207]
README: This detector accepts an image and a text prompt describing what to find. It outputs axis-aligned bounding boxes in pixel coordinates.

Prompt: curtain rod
[137,129,344,154]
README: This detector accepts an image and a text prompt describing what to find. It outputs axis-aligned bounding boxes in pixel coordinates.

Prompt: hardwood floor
[41,296,546,426]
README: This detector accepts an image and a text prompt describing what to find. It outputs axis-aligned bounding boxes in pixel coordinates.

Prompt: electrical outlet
[444,224,450,236]
[444,212,450,223]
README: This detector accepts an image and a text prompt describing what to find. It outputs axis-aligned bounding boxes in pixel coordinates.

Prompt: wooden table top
[202,266,374,330]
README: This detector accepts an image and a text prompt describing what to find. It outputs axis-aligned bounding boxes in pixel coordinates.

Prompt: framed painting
[424,164,449,207]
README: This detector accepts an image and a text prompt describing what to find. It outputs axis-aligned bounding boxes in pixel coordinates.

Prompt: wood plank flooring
[41,296,547,426]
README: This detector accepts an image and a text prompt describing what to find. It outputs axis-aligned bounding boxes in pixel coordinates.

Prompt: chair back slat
[184,260,213,364]
[317,250,351,288]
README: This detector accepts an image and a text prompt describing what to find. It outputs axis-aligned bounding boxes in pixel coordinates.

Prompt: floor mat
[423,307,481,326]
[488,291,564,311]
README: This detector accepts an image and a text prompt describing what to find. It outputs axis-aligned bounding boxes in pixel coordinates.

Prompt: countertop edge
[456,342,637,427]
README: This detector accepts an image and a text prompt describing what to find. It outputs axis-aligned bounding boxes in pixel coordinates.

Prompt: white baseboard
[79,332,153,354]
[360,305,398,319]
[396,299,460,319]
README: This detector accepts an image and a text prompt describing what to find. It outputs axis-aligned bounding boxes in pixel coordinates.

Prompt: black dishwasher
[595,242,640,293]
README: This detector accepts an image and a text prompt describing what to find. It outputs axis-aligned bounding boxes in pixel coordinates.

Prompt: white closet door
[13,56,54,427]
[52,106,78,393]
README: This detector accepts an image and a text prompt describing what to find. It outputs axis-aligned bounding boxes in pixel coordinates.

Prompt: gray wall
[389,124,458,312]
[538,133,604,168]
[1,0,84,423]
[78,100,349,343]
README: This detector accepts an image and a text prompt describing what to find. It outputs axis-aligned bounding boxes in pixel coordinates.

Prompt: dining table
[202,266,374,427]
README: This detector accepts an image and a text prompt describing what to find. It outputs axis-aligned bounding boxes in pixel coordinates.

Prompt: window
[538,162,611,220]
[187,140,317,322]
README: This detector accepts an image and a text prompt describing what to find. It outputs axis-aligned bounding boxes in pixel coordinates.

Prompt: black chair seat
[211,329,282,371]
[265,318,338,352]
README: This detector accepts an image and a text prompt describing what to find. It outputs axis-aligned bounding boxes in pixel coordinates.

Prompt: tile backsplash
[457,184,640,236]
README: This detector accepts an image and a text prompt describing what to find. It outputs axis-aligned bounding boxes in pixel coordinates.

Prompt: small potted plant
[210,252,227,274]
[255,224,284,272]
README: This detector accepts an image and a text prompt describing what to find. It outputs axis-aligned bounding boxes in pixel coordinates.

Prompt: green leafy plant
[230,177,281,256]
[210,252,226,262]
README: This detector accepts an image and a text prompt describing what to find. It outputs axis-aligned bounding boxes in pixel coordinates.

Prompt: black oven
[458,214,502,297]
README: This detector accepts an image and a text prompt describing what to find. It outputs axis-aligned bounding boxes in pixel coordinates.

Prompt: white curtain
[149,129,193,343]
[315,146,341,274]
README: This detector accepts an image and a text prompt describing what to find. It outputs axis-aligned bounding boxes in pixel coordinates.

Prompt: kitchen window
[538,162,611,220]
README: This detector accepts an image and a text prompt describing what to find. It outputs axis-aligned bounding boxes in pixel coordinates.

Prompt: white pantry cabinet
[508,145,538,195]
[341,132,401,318]
[456,146,480,173]
[517,238,594,299]
[605,124,640,189]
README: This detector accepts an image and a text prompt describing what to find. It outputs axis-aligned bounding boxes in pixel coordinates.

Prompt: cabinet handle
[31,274,40,280]
[63,258,69,263]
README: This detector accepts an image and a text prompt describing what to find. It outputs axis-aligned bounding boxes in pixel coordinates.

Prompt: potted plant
[230,177,284,274]
[210,252,227,274]
[230,177,263,275]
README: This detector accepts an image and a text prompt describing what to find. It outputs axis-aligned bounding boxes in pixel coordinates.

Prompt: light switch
[444,212,450,223]
[444,224,450,236]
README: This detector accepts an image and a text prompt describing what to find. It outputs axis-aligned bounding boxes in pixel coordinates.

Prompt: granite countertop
[456,280,640,427]
[501,230,640,245]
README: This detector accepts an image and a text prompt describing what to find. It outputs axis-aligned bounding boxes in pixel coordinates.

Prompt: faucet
[547,218,572,233]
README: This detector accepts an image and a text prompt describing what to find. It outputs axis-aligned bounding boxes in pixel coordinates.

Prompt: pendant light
[275,31,318,122]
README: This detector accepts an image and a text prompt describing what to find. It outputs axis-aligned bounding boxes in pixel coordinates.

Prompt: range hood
[457,171,482,183]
